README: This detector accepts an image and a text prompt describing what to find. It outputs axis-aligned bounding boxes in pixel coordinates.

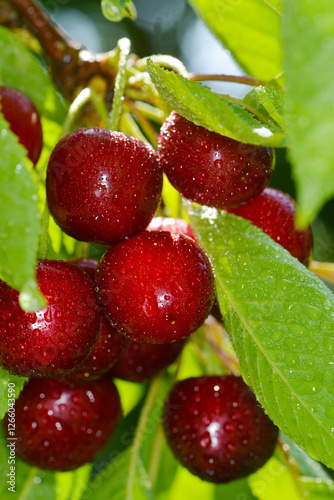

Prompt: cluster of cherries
[0,87,312,481]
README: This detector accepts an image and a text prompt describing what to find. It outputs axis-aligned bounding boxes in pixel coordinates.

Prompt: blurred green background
[40,0,334,264]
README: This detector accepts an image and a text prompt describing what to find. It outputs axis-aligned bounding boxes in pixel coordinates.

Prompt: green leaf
[0,111,45,311]
[84,447,153,500]
[148,61,286,147]
[300,478,334,500]
[0,368,27,420]
[101,0,137,22]
[282,1,334,225]
[243,85,286,132]
[55,464,92,500]
[187,0,282,81]
[0,427,56,499]
[249,457,300,500]
[0,27,67,123]
[186,203,334,469]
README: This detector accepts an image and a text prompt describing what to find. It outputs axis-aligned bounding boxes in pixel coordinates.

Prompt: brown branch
[4,0,118,100]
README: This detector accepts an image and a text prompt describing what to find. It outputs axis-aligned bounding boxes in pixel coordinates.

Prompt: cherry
[46,128,163,245]
[228,187,313,266]
[4,377,121,471]
[65,258,125,382]
[0,86,43,165]
[96,230,215,344]
[109,338,186,383]
[148,217,195,240]
[147,218,224,322]
[0,260,99,377]
[158,112,273,209]
[163,375,278,483]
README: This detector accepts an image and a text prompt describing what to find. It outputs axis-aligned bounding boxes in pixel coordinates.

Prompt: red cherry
[46,128,163,245]
[158,112,273,209]
[5,377,121,471]
[163,375,278,483]
[109,338,186,383]
[66,258,125,382]
[0,260,99,377]
[0,86,43,165]
[96,231,215,344]
[147,217,195,240]
[228,187,313,266]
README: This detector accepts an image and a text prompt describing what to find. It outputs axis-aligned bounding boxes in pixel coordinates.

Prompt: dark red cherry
[4,377,121,471]
[96,231,215,344]
[0,260,99,377]
[163,375,278,483]
[228,187,313,266]
[65,258,125,382]
[158,112,273,209]
[147,217,195,240]
[0,86,43,165]
[46,128,163,245]
[109,338,186,383]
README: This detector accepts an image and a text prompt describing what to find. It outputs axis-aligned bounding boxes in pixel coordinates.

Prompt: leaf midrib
[215,269,334,443]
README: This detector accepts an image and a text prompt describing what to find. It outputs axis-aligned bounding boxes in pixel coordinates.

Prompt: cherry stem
[147,353,183,487]
[17,466,39,500]
[38,201,50,260]
[123,98,158,147]
[126,372,165,500]
[309,261,334,285]
[188,73,275,87]
[276,438,304,497]
[120,112,147,142]
[109,38,131,131]
[62,88,92,136]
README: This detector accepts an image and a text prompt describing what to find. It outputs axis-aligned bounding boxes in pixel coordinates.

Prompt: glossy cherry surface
[46,128,163,245]
[147,217,195,240]
[96,231,215,343]
[5,377,121,471]
[228,187,313,266]
[65,258,125,381]
[0,260,99,377]
[158,112,273,209]
[0,86,43,165]
[163,375,278,483]
[109,338,186,383]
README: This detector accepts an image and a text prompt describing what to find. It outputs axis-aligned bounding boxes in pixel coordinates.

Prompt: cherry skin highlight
[96,231,215,344]
[5,377,122,471]
[0,86,43,165]
[65,258,125,382]
[0,260,99,377]
[147,217,195,240]
[228,187,313,266]
[163,375,278,483]
[158,112,273,209]
[46,128,163,245]
[109,338,186,383]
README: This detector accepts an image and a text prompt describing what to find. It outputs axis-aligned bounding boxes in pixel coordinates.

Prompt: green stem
[310,261,334,285]
[109,38,131,131]
[126,373,164,500]
[123,99,158,148]
[189,72,276,87]
[133,101,166,124]
[75,241,90,259]
[18,467,39,500]
[90,91,110,128]
[120,112,148,142]
[62,88,92,136]
[38,201,50,259]
[147,424,165,487]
